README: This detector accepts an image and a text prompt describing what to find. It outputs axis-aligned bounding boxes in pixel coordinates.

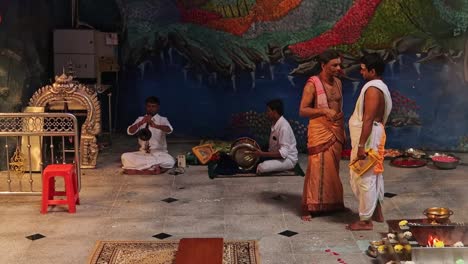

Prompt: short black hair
[145,96,160,105]
[361,53,386,76]
[267,99,284,116]
[317,49,341,66]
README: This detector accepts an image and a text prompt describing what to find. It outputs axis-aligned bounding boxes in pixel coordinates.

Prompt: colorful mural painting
[110,0,467,151]
[0,0,467,152]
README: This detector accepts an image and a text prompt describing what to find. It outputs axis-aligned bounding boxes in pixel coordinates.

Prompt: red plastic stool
[41,164,80,214]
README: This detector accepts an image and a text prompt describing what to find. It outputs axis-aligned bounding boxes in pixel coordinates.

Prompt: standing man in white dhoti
[346,53,392,231]
[252,99,298,175]
[121,96,175,174]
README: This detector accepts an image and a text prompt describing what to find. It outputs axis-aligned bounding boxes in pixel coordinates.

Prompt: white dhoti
[121,150,175,170]
[349,79,392,221]
[256,158,295,174]
[349,122,386,221]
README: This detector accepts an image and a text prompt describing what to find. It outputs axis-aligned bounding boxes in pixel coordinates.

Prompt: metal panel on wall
[53,29,95,54]
[54,54,96,78]
[94,31,118,57]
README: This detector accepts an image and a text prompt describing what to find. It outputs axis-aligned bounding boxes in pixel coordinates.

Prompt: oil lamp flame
[427,235,445,247]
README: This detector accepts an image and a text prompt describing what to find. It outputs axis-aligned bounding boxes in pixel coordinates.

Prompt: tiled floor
[1,134,467,264]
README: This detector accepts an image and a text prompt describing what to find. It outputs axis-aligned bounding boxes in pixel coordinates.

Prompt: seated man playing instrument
[208,99,299,177]
[121,96,175,174]
[251,99,299,175]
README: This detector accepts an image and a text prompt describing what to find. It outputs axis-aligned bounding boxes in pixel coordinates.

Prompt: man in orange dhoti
[299,50,346,221]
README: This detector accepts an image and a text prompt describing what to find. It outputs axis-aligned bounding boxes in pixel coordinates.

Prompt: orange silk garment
[302,116,345,213]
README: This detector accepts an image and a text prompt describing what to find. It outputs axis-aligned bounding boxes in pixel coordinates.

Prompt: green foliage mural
[0,0,467,151]
[113,0,466,85]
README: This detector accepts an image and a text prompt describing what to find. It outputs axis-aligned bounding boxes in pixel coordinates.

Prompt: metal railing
[0,113,81,195]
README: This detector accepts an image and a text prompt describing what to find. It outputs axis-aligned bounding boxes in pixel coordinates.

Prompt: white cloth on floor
[122,114,175,169]
[257,116,298,174]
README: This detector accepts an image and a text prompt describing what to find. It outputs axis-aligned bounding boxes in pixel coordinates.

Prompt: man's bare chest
[323,84,341,102]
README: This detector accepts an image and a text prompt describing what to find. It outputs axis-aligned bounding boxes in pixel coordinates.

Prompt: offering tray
[370,232,414,262]
[390,155,427,168]
[410,225,468,247]
[405,148,426,159]
[384,148,403,160]
[430,154,461,170]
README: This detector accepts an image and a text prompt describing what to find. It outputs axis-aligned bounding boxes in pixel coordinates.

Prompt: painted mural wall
[1,0,467,153]
[112,0,468,152]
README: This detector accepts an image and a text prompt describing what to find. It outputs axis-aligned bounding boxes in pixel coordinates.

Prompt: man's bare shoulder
[303,80,316,93]
[365,86,384,95]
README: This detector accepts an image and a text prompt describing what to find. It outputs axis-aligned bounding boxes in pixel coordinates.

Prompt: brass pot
[423,207,453,224]
[229,137,260,172]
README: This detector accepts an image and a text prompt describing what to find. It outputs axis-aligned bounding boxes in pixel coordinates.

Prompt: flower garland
[289,0,382,58]
[432,0,468,31]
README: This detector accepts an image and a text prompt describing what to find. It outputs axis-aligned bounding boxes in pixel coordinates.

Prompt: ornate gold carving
[9,146,25,178]
[50,73,77,94]
[29,73,101,168]
[9,148,25,172]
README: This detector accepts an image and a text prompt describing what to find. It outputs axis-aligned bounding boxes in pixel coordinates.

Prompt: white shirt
[127,114,173,152]
[269,116,298,164]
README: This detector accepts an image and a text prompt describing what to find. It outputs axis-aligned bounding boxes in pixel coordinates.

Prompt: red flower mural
[177,0,383,57]
[388,90,422,127]
[177,0,302,36]
[177,2,222,25]
[289,0,382,58]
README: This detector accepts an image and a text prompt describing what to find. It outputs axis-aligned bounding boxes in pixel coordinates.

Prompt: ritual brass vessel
[423,207,453,224]
[230,137,260,172]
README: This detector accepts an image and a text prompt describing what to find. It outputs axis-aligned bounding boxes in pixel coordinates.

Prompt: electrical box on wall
[53,29,118,79]
[54,54,96,78]
[53,29,95,54]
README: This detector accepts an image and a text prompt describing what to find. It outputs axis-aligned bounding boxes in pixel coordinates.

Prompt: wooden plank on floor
[175,238,224,264]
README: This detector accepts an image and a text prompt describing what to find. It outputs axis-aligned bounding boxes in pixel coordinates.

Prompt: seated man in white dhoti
[121,96,175,174]
[252,99,299,175]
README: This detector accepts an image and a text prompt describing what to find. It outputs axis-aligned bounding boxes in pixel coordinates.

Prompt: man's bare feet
[371,202,384,223]
[301,210,313,221]
[345,220,373,231]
